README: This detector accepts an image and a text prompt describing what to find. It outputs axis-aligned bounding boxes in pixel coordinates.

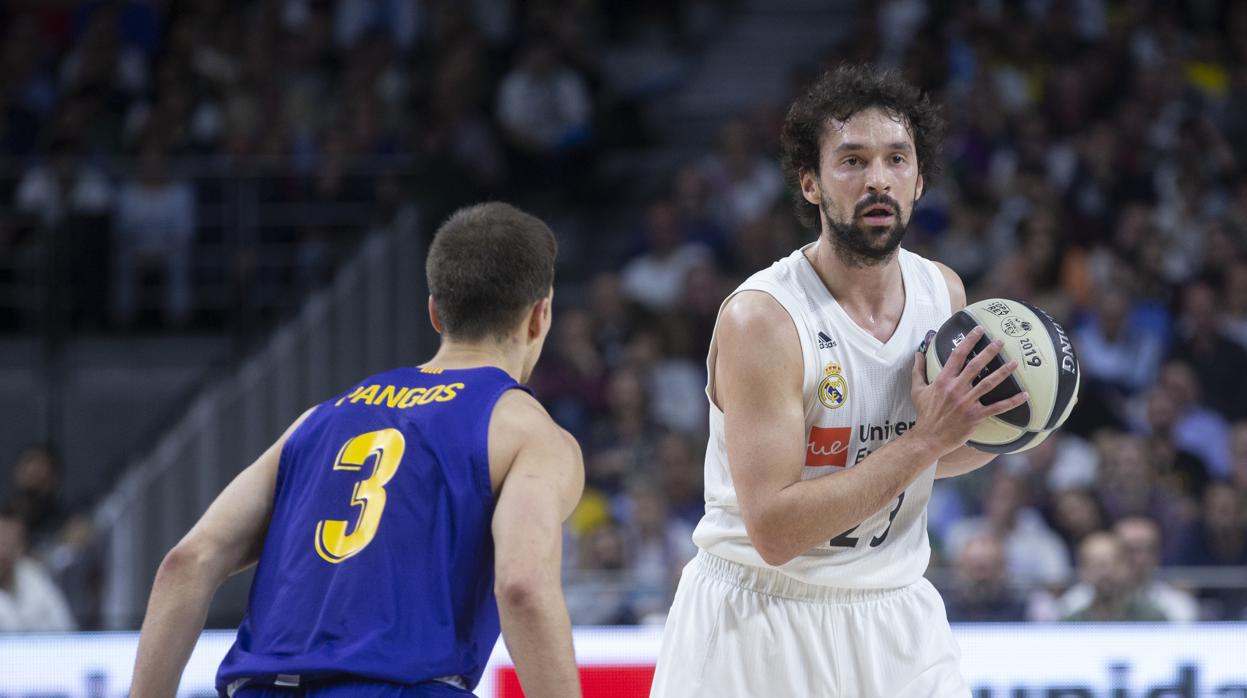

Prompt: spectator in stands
[587,271,631,366]
[670,164,729,263]
[9,445,66,551]
[619,201,713,312]
[111,136,196,327]
[1231,422,1247,506]
[1168,280,1247,421]
[999,432,1099,498]
[13,139,113,230]
[332,0,419,53]
[1116,517,1200,621]
[701,118,783,235]
[1047,487,1106,567]
[945,470,1072,590]
[1178,482,1247,567]
[943,532,1027,622]
[656,432,704,528]
[1075,285,1166,397]
[1062,532,1167,622]
[0,504,76,632]
[1060,517,1199,622]
[1096,433,1189,556]
[932,200,992,289]
[530,307,608,438]
[1221,259,1247,349]
[621,481,696,621]
[419,41,508,216]
[590,366,661,472]
[1142,360,1230,481]
[13,137,115,327]
[565,520,635,625]
[730,205,801,278]
[0,14,56,158]
[623,321,706,435]
[495,34,593,185]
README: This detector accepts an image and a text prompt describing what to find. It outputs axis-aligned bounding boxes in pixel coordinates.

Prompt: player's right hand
[908,326,1029,456]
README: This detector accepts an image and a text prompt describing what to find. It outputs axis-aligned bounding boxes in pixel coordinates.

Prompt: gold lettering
[419,386,444,404]
[384,387,410,408]
[335,386,364,407]
[437,383,464,401]
[351,385,379,404]
[371,385,403,407]
[399,388,426,408]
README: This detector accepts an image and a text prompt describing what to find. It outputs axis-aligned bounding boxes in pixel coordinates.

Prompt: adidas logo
[818,331,837,349]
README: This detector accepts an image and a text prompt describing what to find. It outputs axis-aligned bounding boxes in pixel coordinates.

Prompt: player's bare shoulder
[931,260,966,311]
[713,290,804,406]
[486,388,583,492]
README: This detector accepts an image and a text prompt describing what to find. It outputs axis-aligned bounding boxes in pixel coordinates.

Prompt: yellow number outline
[314,428,406,563]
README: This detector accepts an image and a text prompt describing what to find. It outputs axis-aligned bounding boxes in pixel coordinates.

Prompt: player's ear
[800,168,821,205]
[915,172,924,202]
[527,295,551,341]
[428,296,444,334]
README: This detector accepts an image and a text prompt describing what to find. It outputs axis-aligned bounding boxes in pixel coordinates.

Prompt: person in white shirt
[0,505,76,632]
[111,139,196,327]
[496,39,591,155]
[944,470,1073,590]
[620,202,713,312]
[1059,515,1199,622]
[650,64,1031,698]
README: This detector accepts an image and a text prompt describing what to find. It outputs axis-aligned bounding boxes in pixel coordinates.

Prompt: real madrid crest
[819,360,848,409]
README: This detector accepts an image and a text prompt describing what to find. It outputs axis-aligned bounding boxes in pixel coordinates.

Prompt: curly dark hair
[780,64,945,231]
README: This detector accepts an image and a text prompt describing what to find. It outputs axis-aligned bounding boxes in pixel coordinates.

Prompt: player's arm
[490,391,585,698]
[720,292,1024,566]
[130,408,315,698]
[931,261,1000,479]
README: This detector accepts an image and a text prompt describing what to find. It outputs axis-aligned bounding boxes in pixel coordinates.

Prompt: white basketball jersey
[691,243,953,588]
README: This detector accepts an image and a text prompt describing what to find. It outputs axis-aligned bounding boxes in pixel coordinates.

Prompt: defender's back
[217,365,528,694]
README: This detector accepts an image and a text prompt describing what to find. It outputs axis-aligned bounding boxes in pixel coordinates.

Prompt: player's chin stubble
[821,196,909,268]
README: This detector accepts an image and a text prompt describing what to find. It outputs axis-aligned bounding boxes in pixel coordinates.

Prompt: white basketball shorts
[650,550,969,697]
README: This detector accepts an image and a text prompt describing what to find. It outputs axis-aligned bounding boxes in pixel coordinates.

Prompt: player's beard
[821,193,909,268]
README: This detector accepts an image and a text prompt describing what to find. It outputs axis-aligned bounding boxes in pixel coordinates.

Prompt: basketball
[923,298,1080,454]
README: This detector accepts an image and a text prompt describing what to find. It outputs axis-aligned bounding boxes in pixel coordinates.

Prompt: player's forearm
[497,584,582,698]
[747,431,943,565]
[935,444,997,479]
[130,548,224,698]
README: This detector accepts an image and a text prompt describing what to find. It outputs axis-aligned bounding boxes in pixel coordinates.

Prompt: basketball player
[649,66,1030,697]
[130,203,584,698]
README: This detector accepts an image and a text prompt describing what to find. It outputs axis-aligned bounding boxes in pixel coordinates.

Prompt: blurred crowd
[0,0,698,331]
[4,0,1247,630]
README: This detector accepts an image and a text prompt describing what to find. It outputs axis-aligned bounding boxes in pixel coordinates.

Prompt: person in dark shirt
[1179,482,1247,566]
[1168,281,1247,421]
[943,532,1027,622]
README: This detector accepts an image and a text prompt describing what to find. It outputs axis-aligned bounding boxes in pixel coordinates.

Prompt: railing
[0,157,418,337]
[90,213,434,629]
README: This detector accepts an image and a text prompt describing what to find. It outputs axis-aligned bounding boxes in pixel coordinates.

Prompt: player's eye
[844,156,860,167]
[891,154,906,164]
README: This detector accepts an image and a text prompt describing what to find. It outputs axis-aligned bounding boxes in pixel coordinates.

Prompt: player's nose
[865,158,891,194]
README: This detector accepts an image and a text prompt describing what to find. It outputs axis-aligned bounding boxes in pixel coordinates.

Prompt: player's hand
[908,326,1028,456]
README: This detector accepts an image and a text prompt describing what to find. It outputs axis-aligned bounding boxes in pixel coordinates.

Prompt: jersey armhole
[923,255,955,316]
[273,406,320,495]
[707,285,810,411]
[477,382,535,503]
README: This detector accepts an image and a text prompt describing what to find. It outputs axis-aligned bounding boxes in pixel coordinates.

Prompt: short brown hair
[781,64,945,230]
[426,202,557,341]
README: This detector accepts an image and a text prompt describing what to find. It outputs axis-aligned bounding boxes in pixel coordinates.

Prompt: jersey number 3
[315,428,406,563]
